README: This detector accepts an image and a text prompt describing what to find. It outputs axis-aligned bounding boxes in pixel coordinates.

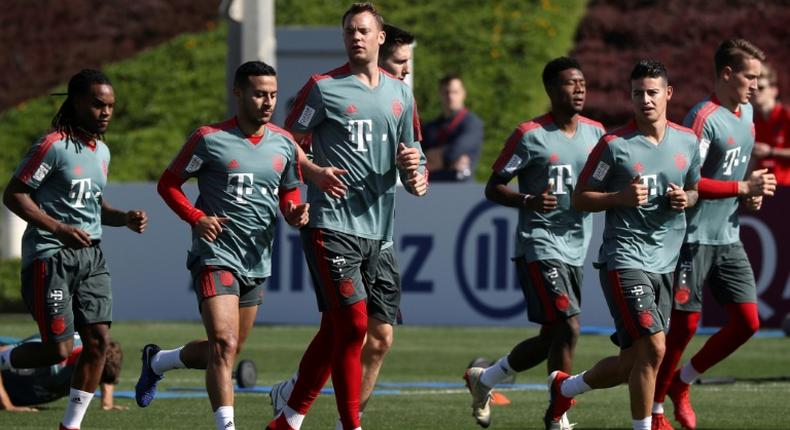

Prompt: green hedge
[0,258,24,312]
[0,1,587,185]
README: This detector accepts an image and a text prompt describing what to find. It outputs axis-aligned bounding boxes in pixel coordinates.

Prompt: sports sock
[214,406,235,430]
[335,412,363,430]
[632,416,651,430]
[61,388,94,429]
[652,402,664,414]
[151,346,185,375]
[690,303,759,374]
[560,371,591,397]
[480,355,515,387]
[679,362,700,384]
[284,405,305,429]
[287,313,334,414]
[0,348,14,370]
[655,310,700,401]
[329,301,368,430]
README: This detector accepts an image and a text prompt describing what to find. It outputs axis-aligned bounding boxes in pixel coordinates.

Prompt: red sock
[654,310,700,402]
[287,313,334,414]
[328,300,368,430]
[690,302,759,373]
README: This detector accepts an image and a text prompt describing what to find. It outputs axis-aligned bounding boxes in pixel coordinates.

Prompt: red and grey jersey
[165,118,301,278]
[286,64,425,241]
[684,96,755,245]
[14,132,110,267]
[492,113,604,266]
[578,120,701,273]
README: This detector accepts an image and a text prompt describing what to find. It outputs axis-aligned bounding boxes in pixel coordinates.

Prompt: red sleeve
[157,169,205,226]
[698,177,739,199]
[278,186,302,216]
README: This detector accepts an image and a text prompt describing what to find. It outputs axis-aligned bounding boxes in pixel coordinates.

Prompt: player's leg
[653,243,709,429]
[329,300,368,430]
[359,318,392,411]
[1,257,77,371]
[669,243,758,430]
[201,292,241,430]
[61,246,113,430]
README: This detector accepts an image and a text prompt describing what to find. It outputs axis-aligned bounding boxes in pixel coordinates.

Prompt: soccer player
[544,60,701,430]
[133,61,307,430]
[0,334,124,412]
[1,68,148,430]
[651,39,777,430]
[267,4,426,430]
[463,57,604,429]
[268,24,424,430]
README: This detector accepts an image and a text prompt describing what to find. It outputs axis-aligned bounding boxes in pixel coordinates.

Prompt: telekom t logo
[548,164,573,194]
[347,119,373,152]
[722,147,742,176]
[227,173,254,203]
[69,178,93,208]
[641,174,659,198]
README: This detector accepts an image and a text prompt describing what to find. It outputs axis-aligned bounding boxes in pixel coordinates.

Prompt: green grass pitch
[1,314,788,429]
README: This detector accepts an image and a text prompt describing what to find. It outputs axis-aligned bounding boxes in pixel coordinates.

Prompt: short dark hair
[233,61,276,88]
[630,59,668,83]
[714,38,766,77]
[542,57,582,90]
[100,340,123,385]
[439,73,463,88]
[51,69,112,140]
[380,24,414,60]
[342,2,384,30]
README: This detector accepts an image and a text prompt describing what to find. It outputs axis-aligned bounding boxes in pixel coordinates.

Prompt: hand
[314,167,348,199]
[619,175,648,207]
[752,142,772,159]
[2,404,38,412]
[125,210,148,233]
[54,223,92,248]
[744,168,777,197]
[405,170,428,196]
[743,195,763,211]
[195,216,230,242]
[396,143,421,173]
[283,201,310,227]
[525,185,557,212]
[667,183,687,211]
[102,404,129,411]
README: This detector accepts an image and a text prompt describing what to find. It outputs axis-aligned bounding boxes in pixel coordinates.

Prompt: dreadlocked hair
[51,69,112,141]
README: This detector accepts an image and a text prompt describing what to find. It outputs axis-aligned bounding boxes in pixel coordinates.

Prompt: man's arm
[100,200,147,233]
[572,176,646,212]
[3,177,91,248]
[0,368,38,412]
[485,174,557,212]
[100,383,127,411]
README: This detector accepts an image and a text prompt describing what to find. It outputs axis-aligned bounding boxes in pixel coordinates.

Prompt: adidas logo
[224,420,234,429]
[346,104,357,114]
[227,159,240,169]
[71,396,82,404]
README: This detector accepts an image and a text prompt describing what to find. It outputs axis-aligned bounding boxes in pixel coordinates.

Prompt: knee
[81,332,111,359]
[729,303,760,338]
[211,333,239,362]
[366,329,393,357]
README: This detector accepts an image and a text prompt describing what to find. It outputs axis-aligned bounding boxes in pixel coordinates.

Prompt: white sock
[0,348,14,370]
[214,406,235,430]
[632,416,651,430]
[151,347,186,375]
[652,402,664,414]
[560,371,591,397]
[335,411,363,430]
[61,388,94,429]
[480,356,515,387]
[680,362,700,384]
[284,405,305,429]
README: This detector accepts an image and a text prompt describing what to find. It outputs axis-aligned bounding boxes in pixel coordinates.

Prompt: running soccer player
[133,61,307,430]
[1,69,147,430]
[267,4,426,430]
[544,60,701,430]
[651,39,776,430]
[464,57,604,429]
[0,334,124,412]
[268,24,425,430]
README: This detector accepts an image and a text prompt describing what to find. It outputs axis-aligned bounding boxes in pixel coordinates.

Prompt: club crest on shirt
[392,100,403,118]
[186,155,204,173]
[272,154,285,173]
[674,153,688,170]
[33,162,51,182]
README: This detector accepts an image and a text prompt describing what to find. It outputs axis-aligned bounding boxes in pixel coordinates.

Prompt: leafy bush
[0,258,24,312]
